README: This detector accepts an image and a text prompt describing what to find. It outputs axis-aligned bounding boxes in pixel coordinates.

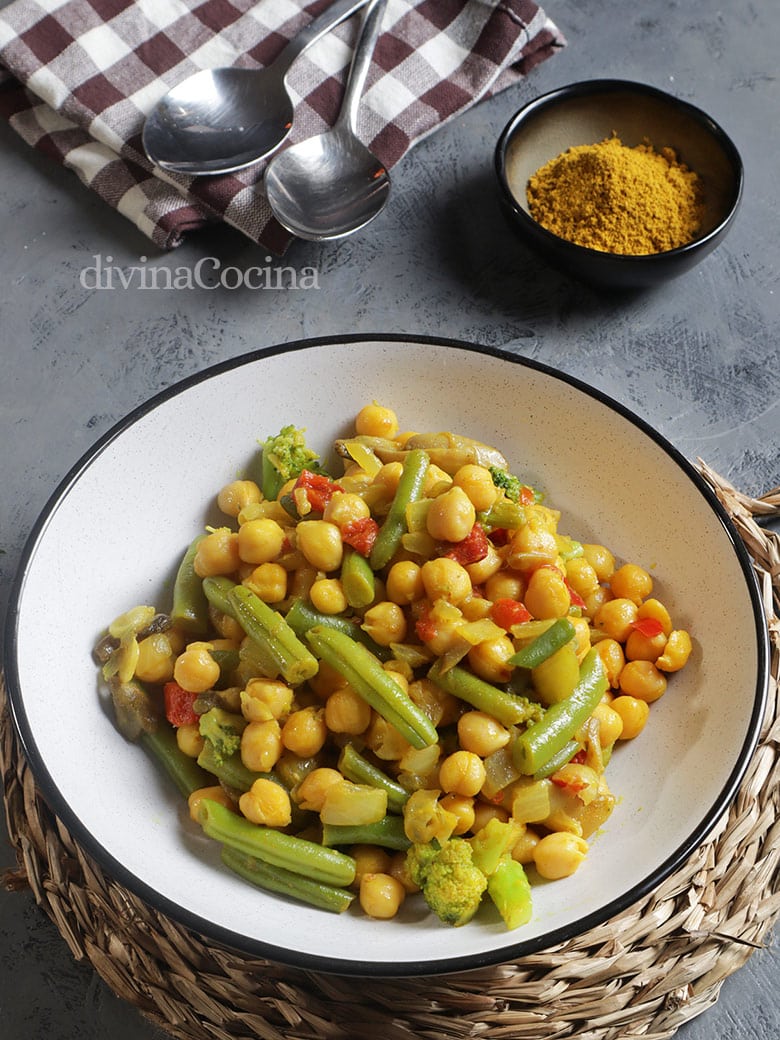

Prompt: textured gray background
[1,0,778,1037]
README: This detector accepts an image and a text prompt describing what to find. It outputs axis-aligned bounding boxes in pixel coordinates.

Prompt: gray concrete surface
[1,0,778,1037]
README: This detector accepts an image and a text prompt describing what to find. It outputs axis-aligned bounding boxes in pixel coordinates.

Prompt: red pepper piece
[518,486,536,506]
[490,598,533,630]
[163,681,200,728]
[341,516,380,556]
[441,522,489,565]
[489,528,510,546]
[630,616,665,639]
[293,470,344,513]
[565,579,587,609]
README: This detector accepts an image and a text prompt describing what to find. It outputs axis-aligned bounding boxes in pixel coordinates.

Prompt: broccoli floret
[261,425,322,500]
[489,465,522,503]
[407,838,488,927]
[198,707,245,766]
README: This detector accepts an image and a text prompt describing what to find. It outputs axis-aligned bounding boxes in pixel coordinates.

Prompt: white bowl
[5,336,768,976]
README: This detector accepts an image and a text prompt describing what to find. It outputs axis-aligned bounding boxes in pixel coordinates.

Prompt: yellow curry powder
[526,136,704,255]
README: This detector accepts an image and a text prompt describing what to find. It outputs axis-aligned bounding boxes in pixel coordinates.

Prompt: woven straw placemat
[2,462,779,1040]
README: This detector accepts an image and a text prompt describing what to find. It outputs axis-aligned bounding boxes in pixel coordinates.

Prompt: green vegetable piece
[341,548,376,610]
[198,707,245,766]
[531,738,581,780]
[229,584,319,686]
[509,617,576,670]
[469,817,523,877]
[142,723,211,798]
[489,465,522,503]
[321,814,411,851]
[261,425,321,501]
[476,497,527,531]
[369,448,430,570]
[171,535,210,635]
[338,743,409,814]
[198,799,356,886]
[427,659,541,728]
[512,649,607,775]
[406,838,487,927]
[221,847,354,914]
[285,597,392,660]
[197,742,268,792]
[305,625,438,750]
[487,855,533,930]
[202,575,238,618]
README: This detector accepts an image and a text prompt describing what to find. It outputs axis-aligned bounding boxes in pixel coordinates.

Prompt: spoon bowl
[142,0,370,176]
[265,0,390,240]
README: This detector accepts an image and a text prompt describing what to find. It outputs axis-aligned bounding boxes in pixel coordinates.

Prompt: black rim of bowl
[3,334,769,977]
[495,78,745,266]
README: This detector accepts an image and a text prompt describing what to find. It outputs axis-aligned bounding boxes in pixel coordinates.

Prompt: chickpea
[174,644,220,693]
[240,719,283,772]
[511,825,540,865]
[176,722,205,758]
[386,560,425,605]
[325,686,372,734]
[310,577,348,615]
[594,638,626,688]
[610,563,653,605]
[218,479,262,518]
[467,635,515,684]
[188,785,234,823]
[323,491,370,527]
[533,832,588,880]
[296,520,343,572]
[471,801,510,833]
[465,545,503,585]
[243,561,287,603]
[524,566,570,619]
[611,695,650,739]
[193,527,241,577]
[453,464,499,511]
[364,713,411,761]
[237,517,286,565]
[457,711,510,757]
[460,593,494,621]
[373,461,404,494]
[355,403,399,439]
[564,557,600,600]
[426,486,476,543]
[296,767,344,812]
[624,628,667,663]
[241,678,294,722]
[421,557,472,604]
[350,845,392,887]
[619,660,667,703]
[590,702,624,746]
[637,598,673,636]
[582,543,615,582]
[134,632,175,684]
[656,630,693,672]
[506,524,558,572]
[593,597,638,642]
[440,793,476,835]
[388,850,420,893]
[308,659,348,699]
[359,872,406,919]
[281,706,328,757]
[439,750,486,798]
[582,585,611,620]
[239,778,292,828]
[362,601,407,645]
[484,570,524,603]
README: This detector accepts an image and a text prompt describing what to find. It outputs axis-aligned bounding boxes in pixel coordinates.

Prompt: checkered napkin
[0,0,564,251]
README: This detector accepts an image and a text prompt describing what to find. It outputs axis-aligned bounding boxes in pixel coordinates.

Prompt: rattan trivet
[2,462,779,1040]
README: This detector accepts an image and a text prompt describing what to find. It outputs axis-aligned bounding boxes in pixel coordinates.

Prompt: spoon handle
[336,0,387,135]
[278,0,372,75]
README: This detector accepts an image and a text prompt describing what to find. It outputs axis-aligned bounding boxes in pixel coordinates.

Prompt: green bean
[531,739,581,780]
[509,617,576,669]
[197,741,268,792]
[221,847,354,914]
[142,724,211,798]
[198,799,356,886]
[427,659,540,727]
[338,743,409,813]
[228,585,319,686]
[321,814,411,851]
[341,548,376,610]
[284,597,391,660]
[305,625,438,749]
[171,536,210,635]
[369,448,430,570]
[512,649,607,775]
[486,856,533,930]
[202,575,238,618]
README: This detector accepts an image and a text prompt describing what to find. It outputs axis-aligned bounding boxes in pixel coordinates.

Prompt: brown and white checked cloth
[0,0,564,251]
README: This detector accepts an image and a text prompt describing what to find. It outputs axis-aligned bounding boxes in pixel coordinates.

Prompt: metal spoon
[142,0,371,176]
[264,0,390,241]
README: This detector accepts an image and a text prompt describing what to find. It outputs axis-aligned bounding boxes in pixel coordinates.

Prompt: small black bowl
[495,79,744,290]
